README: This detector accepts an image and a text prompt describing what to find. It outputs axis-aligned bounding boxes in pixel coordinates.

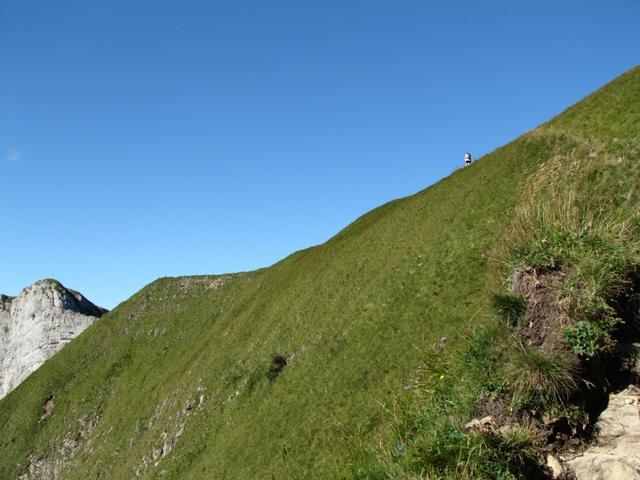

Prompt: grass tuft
[505,344,577,404]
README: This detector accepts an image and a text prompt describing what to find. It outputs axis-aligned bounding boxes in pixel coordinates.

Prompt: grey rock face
[568,385,640,479]
[0,279,106,399]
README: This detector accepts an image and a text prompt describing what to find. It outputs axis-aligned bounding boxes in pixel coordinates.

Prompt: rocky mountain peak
[0,279,107,399]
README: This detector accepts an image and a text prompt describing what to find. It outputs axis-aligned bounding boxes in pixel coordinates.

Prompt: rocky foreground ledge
[0,279,107,399]
[566,385,640,480]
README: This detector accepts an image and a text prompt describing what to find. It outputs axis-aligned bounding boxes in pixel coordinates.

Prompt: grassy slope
[1,67,638,479]
[357,66,640,479]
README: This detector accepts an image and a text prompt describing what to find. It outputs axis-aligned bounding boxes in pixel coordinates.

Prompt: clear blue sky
[1,1,638,309]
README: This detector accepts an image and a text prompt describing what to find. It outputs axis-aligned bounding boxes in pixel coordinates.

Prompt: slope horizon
[2,1,639,310]
[3,64,638,310]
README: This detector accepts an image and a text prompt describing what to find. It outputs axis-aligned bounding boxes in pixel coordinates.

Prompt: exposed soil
[475,394,512,427]
[511,266,574,357]
[477,267,586,441]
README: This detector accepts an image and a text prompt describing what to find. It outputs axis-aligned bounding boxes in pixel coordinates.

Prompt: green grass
[1,66,639,479]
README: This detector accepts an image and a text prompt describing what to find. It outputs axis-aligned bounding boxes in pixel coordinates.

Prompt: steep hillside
[0,280,106,400]
[1,67,638,479]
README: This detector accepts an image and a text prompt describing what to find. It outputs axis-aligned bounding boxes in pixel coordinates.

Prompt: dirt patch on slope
[511,266,574,356]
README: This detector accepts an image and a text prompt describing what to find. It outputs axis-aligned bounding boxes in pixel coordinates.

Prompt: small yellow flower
[439,374,445,380]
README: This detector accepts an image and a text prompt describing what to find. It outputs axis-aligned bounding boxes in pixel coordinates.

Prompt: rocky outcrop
[0,279,106,399]
[567,385,640,479]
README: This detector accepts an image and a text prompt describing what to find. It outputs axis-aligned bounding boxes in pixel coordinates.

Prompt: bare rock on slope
[567,385,640,479]
[0,279,107,399]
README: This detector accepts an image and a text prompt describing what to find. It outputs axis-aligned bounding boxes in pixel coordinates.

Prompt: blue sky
[1,0,638,309]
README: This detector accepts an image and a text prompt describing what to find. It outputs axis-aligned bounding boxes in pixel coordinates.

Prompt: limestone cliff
[0,279,106,399]
[567,385,640,479]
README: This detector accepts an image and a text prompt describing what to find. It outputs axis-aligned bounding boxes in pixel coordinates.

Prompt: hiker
[464,152,472,166]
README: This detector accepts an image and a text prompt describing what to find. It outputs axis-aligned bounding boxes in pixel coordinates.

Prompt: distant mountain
[0,279,106,399]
